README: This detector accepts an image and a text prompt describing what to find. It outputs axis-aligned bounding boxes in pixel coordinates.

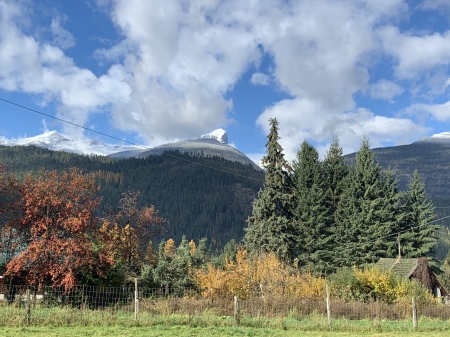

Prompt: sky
[1,0,450,164]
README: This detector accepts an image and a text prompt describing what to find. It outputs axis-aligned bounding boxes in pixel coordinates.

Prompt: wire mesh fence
[1,282,450,327]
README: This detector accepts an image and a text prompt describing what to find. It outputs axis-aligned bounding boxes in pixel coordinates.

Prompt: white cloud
[368,79,404,101]
[50,17,75,50]
[0,0,441,154]
[380,26,450,79]
[257,98,427,160]
[405,101,450,122]
[251,72,270,86]
[0,0,131,137]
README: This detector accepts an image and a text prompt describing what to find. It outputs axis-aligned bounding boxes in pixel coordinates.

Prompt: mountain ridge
[0,129,261,170]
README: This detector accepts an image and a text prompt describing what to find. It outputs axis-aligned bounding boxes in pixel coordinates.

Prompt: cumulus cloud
[257,98,427,160]
[50,17,75,50]
[251,72,271,86]
[404,101,450,122]
[380,26,450,79]
[0,0,441,154]
[0,0,131,137]
[368,79,404,101]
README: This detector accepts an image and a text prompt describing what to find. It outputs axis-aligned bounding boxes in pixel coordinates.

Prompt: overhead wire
[1,96,449,256]
[0,97,265,183]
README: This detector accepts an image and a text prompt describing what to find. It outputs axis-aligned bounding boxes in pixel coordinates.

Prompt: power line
[2,97,449,256]
[0,98,146,148]
[0,97,265,183]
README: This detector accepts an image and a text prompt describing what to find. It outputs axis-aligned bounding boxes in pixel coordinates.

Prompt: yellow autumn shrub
[353,266,433,304]
[194,249,326,300]
[353,266,397,302]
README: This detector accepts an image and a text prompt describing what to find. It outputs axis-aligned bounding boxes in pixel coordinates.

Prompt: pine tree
[292,141,330,273]
[244,118,295,260]
[334,138,399,266]
[399,170,439,257]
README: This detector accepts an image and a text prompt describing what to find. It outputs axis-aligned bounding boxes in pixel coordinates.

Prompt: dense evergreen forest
[245,119,446,274]
[1,124,450,262]
[2,121,450,297]
[0,145,264,247]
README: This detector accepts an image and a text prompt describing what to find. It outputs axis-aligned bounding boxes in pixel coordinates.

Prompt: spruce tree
[323,136,349,220]
[322,137,350,269]
[292,141,331,273]
[334,138,399,266]
[399,170,439,257]
[244,118,295,260]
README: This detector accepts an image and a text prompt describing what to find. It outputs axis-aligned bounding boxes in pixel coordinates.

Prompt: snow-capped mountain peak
[200,128,228,144]
[431,132,450,140]
[416,131,450,144]
[0,131,141,156]
[0,128,263,168]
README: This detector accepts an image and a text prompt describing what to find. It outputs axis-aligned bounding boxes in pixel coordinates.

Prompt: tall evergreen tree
[322,137,350,269]
[399,170,439,258]
[244,118,295,260]
[334,138,399,266]
[323,136,349,220]
[292,141,330,273]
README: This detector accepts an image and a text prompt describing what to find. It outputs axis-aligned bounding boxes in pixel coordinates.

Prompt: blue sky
[1,0,450,163]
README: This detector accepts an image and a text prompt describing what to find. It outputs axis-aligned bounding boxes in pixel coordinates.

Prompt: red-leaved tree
[5,168,113,290]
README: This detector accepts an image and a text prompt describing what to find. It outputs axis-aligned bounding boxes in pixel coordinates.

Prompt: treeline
[0,145,264,246]
[0,164,441,302]
[1,123,450,299]
[244,119,439,274]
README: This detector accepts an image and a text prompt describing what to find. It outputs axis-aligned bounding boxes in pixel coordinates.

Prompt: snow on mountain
[0,131,142,156]
[201,128,228,144]
[416,132,450,144]
[0,129,261,169]
[111,128,261,169]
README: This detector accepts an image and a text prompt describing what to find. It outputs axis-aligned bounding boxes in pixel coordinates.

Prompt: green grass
[1,326,450,337]
[1,304,450,336]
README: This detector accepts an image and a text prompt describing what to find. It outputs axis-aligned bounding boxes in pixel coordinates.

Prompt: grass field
[1,303,450,336]
[2,325,450,337]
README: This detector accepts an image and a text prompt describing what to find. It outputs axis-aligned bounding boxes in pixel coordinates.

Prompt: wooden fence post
[234,295,240,325]
[326,283,331,329]
[412,297,418,329]
[134,278,139,321]
[25,288,31,325]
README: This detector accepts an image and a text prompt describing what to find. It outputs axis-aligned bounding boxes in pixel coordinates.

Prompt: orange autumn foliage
[5,168,113,290]
[194,248,326,300]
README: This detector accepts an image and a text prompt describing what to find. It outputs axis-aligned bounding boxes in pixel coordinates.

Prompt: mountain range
[0,128,260,169]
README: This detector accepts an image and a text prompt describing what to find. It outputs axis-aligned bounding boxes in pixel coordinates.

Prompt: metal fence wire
[1,283,450,324]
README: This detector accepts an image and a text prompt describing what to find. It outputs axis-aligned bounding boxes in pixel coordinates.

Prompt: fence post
[134,278,139,321]
[326,283,331,329]
[234,295,240,325]
[412,297,417,329]
[25,288,31,325]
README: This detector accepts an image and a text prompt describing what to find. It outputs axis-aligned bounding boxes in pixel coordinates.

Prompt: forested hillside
[346,141,450,260]
[0,145,264,246]
[2,124,450,295]
[346,141,450,197]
